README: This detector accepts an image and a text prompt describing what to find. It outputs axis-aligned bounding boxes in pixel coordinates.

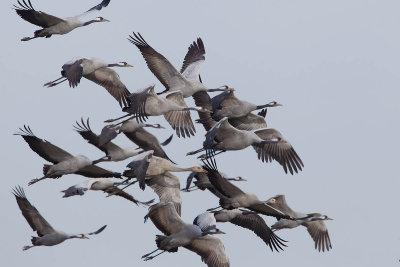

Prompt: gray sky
[1,0,399,266]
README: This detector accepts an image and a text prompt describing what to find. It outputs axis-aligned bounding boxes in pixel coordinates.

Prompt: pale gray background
[1,0,399,266]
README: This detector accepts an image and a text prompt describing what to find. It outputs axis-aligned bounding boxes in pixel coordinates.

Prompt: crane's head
[190,166,208,173]
[266,101,283,107]
[94,17,110,22]
[118,62,133,67]
[79,234,89,239]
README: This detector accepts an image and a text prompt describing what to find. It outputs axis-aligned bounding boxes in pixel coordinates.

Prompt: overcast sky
[1,0,400,266]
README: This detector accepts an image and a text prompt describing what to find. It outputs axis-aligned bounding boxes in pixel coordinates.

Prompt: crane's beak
[125,64,133,67]
[103,19,111,22]
[326,217,333,220]
[215,229,226,234]
[198,168,208,174]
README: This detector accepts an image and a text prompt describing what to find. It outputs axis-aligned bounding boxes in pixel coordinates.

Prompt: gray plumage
[98,119,173,162]
[128,32,230,98]
[189,117,303,175]
[124,151,206,190]
[14,0,110,41]
[209,90,282,121]
[145,172,182,215]
[123,85,208,138]
[12,186,106,250]
[212,209,287,252]
[202,161,292,220]
[61,178,154,206]
[44,57,132,107]
[266,195,333,252]
[143,202,229,267]
[74,118,142,163]
[183,171,246,196]
[14,125,121,186]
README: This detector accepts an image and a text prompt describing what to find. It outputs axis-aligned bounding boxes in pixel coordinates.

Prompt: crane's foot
[22,245,33,251]
[28,179,39,186]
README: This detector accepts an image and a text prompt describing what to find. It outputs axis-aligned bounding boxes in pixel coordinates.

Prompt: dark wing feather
[124,128,174,162]
[230,214,287,252]
[210,91,235,112]
[84,67,131,107]
[12,186,54,236]
[163,92,196,138]
[123,86,152,123]
[202,163,245,198]
[15,125,72,163]
[14,0,64,27]
[184,236,230,267]
[74,118,121,155]
[85,0,110,12]
[103,186,142,205]
[62,59,84,88]
[126,151,153,190]
[192,91,216,131]
[76,165,121,178]
[128,32,185,90]
[253,128,304,175]
[304,221,332,252]
[180,37,205,74]
[180,38,205,82]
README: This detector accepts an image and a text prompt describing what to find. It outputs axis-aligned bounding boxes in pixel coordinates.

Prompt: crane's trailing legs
[28,176,48,186]
[104,114,132,123]
[142,249,166,261]
[22,245,34,251]
[21,36,39,41]
[43,77,67,87]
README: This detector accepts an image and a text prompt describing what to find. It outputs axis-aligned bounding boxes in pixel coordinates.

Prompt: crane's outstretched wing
[76,165,121,178]
[61,179,97,197]
[146,172,181,215]
[229,213,287,252]
[13,186,55,237]
[253,128,303,175]
[62,59,85,88]
[184,235,230,267]
[128,32,186,90]
[124,128,174,163]
[85,67,131,107]
[13,0,65,27]
[180,38,205,82]
[229,113,267,131]
[125,151,153,190]
[103,186,154,206]
[74,0,110,19]
[74,118,122,155]
[146,202,185,235]
[163,91,196,138]
[202,160,245,198]
[124,85,153,123]
[15,125,73,163]
[211,91,241,111]
[304,220,332,252]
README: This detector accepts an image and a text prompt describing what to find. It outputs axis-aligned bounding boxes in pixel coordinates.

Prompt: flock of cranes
[12,0,333,266]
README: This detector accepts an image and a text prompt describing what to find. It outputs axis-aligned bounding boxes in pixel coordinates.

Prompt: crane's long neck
[107,63,122,67]
[82,20,99,26]
[256,104,270,109]
[168,166,195,172]
[182,107,207,113]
